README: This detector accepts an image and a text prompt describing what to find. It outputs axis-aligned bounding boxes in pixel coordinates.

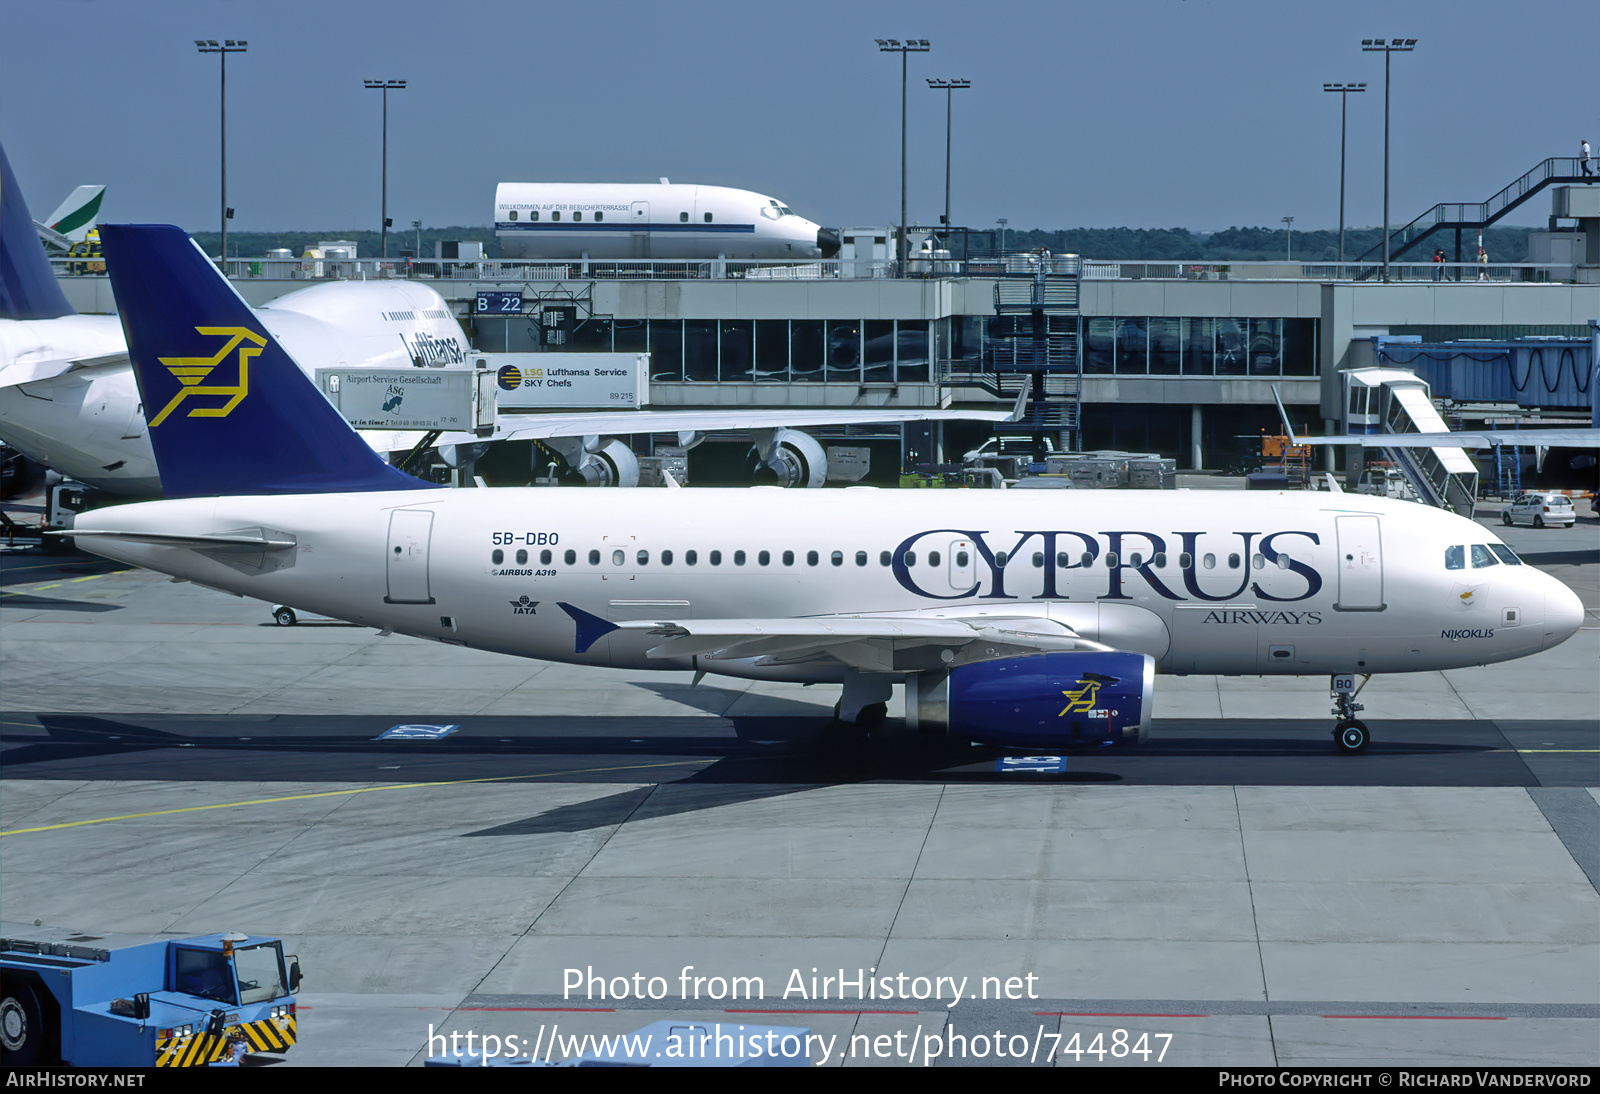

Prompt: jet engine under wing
[618,613,1106,671]
[1292,428,1600,449]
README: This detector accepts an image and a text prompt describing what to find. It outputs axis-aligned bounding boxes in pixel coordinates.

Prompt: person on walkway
[1477,246,1489,280]
[1582,140,1594,177]
[1432,248,1446,281]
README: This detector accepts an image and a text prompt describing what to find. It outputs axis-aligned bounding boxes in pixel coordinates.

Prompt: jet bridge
[1342,365,1479,517]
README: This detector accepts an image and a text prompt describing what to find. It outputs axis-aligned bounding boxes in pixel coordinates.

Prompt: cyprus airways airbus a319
[70,226,1584,755]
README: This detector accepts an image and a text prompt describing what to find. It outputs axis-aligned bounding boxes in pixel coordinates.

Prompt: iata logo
[150,326,264,426]
[509,595,539,615]
[497,364,523,391]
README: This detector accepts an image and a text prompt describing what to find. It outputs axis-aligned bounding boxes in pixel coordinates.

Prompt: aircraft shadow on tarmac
[2,712,1539,835]
[0,593,120,612]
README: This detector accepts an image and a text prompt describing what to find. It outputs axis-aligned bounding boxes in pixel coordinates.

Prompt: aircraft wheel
[1334,719,1370,754]
[273,606,297,627]
[1501,512,1513,526]
[0,979,44,1066]
[857,702,888,728]
[1533,515,1545,528]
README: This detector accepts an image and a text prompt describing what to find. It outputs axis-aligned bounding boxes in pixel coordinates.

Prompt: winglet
[98,224,435,498]
[1007,387,1029,423]
[558,602,619,654]
[1270,384,1298,446]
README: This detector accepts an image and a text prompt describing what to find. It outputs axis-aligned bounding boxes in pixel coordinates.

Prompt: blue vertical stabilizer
[0,144,75,319]
[98,224,437,497]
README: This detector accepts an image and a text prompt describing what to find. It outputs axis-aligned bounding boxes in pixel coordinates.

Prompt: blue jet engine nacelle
[908,651,1155,748]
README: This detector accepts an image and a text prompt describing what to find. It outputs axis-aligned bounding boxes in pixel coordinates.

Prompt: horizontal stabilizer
[58,529,297,551]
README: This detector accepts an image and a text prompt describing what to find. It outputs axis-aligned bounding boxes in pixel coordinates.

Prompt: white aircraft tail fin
[41,184,105,242]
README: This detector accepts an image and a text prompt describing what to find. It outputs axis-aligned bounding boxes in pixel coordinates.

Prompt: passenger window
[637,550,648,565]
[995,552,1008,567]
[509,210,518,222]
[855,551,867,566]
[686,550,697,566]
[1154,552,1167,568]
[530,211,539,222]
[1275,553,1289,569]
[928,551,940,566]
[1252,553,1265,569]
[957,551,970,567]
[1489,544,1522,566]
[1471,545,1499,568]
[541,549,552,565]
[1081,552,1093,567]
[1228,553,1241,569]
[831,551,843,566]
[1033,552,1045,568]
[1203,554,1216,569]
[1179,552,1193,568]
[783,550,794,566]
[661,549,673,565]
[612,549,625,566]
[680,211,689,223]
[710,550,722,566]
[807,550,818,566]
[1105,552,1119,568]
[704,212,713,223]
[588,549,600,565]
[1129,552,1143,567]
[564,549,576,565]
[552,211,561,222]
[516,549,528,564]
[734,550,746,566]
[595,212,603,222]
[1445,545,1465,570]
[492,549,503,565]
[880,551,891,566]
[573,211,582,222]
[759,550,770,566]
[905,551,917,567]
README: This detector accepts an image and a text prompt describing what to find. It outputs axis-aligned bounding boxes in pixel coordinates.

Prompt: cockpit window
[1444,545,1465,570]
[1488,544,1523,566]
[1470,545,1499,568]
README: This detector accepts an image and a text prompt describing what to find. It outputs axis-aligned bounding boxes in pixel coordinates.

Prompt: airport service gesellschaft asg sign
[483,353,648,410]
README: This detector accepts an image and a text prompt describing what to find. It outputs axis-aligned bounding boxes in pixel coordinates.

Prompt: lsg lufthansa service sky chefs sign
[483,353,649,410]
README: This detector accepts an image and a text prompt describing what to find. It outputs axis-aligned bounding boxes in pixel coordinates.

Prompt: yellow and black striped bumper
[156,1014,296,1066]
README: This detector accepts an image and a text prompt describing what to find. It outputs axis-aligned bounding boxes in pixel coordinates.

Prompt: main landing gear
[1330,673,1372,753]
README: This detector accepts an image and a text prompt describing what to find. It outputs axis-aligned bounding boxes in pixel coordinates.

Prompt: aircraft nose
[817,228,841,259]
[1541,580,1586,651]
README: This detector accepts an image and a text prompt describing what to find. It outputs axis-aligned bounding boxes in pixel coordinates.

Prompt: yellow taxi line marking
[0,760,701,837]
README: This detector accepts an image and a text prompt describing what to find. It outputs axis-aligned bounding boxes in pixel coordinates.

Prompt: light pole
[875,39,929,275]
[1322,82,1366,265]
[1282,216,1294,261]
[1362,38,1416,282]
[195,39,247,268]
[364,79,406,261]
[997,217,1008,256]
[926,78,970,239]
[412,219,422,261]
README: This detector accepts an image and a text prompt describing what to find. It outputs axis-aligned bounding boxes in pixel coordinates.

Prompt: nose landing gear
[1330,673,1372,753]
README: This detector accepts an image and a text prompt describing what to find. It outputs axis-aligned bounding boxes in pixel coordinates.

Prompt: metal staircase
[985,264,1083,458]
[1355,157,1594,273]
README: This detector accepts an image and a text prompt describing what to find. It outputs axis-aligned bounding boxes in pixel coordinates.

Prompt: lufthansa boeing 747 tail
[98,224,435,498]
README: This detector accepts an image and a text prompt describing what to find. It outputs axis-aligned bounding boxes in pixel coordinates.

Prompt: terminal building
[54,178,1600,488]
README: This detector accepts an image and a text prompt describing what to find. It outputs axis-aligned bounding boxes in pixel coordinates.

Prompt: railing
[49,254,1582,285]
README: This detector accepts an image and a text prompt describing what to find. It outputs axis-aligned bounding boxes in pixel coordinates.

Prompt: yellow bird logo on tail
[149,326,264,426]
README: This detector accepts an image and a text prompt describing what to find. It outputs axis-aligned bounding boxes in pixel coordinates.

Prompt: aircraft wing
[604,613,1107,671]
[1294,428,1600,449]
[437,391,1028,445]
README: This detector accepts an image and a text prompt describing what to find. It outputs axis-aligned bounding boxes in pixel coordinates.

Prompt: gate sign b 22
[475,291,524,315]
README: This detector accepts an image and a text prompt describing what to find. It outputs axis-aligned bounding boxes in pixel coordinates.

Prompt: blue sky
[4,0,1595,235]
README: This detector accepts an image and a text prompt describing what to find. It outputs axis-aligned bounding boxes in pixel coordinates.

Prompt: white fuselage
[0,281,473,495]
[72,489,1583,684]
[495,183,832,261]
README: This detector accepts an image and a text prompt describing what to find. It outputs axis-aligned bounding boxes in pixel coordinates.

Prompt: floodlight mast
[876,39,930,275]
[1323,82,1367,265]
[195,39,248,269]
[927,78,971,240]
[1361,39,1416,281]
[365,79,407,260]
